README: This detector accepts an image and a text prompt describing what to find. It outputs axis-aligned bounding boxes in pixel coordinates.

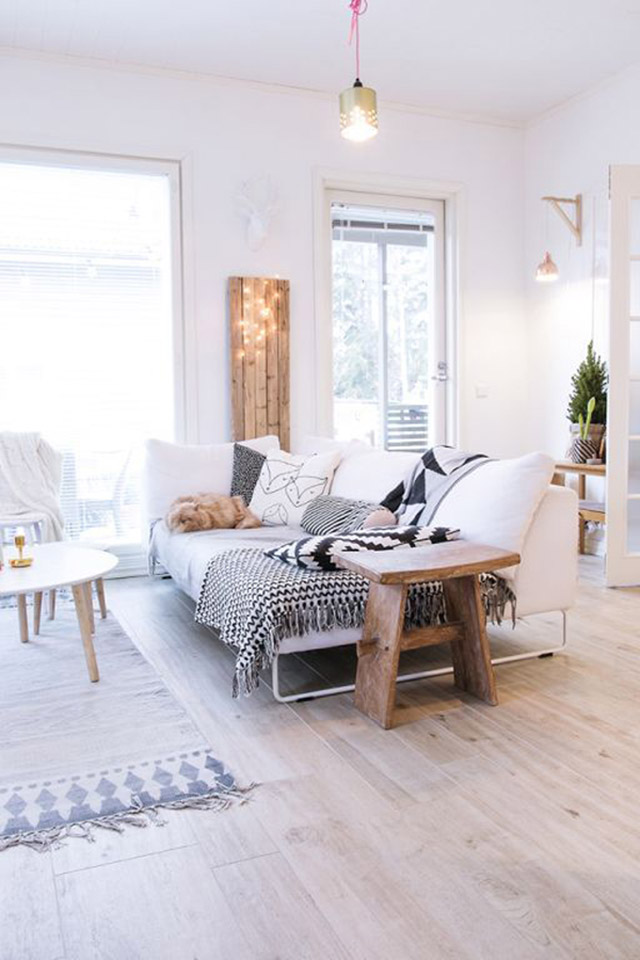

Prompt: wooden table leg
[72,583,100,682]
[443,575,498,706]
[578,472,587,555]
[17,594,29,644]
[34,592,43,635]
[95,577,107,619]
[83,581,96,635]
[48,589,56,621]
[354,582,407,729]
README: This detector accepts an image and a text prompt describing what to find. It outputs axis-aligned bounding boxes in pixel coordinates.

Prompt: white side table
[0,544,118,682]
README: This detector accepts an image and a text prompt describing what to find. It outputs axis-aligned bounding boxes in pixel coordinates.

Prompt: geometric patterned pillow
[264,524,459,572]
[301,495,396,536]
[230,443,266,505]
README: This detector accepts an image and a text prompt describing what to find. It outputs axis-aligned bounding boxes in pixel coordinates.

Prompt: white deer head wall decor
[235,176,279,251]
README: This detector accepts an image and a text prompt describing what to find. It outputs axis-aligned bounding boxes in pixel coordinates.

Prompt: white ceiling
[2,0,640,123]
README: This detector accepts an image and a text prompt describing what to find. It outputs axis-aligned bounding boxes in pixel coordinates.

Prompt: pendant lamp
[340,1,378,142]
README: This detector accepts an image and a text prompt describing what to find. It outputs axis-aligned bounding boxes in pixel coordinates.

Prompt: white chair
[0,433,108,640]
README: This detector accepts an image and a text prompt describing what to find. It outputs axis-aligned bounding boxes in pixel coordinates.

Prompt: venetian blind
[0,159,176,551]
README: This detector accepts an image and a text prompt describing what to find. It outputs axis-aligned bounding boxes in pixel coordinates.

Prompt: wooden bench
[335,541,520,729]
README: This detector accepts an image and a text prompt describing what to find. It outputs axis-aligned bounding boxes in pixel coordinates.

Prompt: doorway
[328,191,448,450]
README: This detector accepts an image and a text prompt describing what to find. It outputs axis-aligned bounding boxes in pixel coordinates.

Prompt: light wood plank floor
[1,557,639,960]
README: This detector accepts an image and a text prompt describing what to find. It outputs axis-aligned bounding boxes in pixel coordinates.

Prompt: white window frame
[313,168,463,446]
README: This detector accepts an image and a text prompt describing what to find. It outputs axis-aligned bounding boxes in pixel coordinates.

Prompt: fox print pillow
[249,449,341,526]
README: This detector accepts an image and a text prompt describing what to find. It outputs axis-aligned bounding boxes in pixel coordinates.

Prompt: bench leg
[354,582,407,729]
[443,575,498,706]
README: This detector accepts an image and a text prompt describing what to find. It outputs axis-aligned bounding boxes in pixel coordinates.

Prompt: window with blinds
[0,157,178,553]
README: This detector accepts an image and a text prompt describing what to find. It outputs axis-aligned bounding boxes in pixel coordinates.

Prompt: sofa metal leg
[269,611,568,704]
[271,654,358,703]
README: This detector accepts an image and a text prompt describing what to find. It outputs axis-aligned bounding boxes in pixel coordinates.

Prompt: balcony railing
[386,403,429,452]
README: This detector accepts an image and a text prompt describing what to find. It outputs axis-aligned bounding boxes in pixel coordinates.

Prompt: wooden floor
[1,557,639,960]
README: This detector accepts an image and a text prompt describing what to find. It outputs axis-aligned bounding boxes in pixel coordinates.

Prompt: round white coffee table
[0,543,118,682]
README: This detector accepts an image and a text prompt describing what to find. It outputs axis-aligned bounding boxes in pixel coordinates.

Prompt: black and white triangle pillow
[265,525,460,572]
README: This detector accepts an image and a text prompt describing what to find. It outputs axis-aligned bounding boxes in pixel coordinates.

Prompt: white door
[327,190,448,451]
[607,165,640,585]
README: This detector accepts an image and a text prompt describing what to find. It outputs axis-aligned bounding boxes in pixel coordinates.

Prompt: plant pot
[567,423,606,460]
[568,437,598,464]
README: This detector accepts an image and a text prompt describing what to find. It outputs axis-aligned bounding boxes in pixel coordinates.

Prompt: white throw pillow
[331,449,420,503]
[249,449,341,527]
[431,452,555,579]
[143,435,280,522]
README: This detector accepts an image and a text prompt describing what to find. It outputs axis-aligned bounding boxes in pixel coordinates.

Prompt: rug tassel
[1,784,257,854]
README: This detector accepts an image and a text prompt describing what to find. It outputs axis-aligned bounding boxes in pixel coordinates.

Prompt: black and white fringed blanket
[195,549,516,697]
[397,446,492,526]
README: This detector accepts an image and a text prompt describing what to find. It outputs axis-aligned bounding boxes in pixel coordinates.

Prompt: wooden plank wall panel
[229,279,245,443]
[276,281,290,452]
[266,282,280,438]
[229,276,290,449]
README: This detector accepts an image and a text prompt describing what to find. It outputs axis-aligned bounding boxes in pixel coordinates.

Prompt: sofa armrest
[511,485,579,618]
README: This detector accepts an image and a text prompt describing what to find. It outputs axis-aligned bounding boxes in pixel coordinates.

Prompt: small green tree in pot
[566,341,608,461]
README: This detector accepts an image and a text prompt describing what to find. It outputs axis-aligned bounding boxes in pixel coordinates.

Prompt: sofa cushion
[295,435,371,459]
[230,443,266,505]
[143,435,279,522]
[149,521,298,600]
[249,449,341,526]
[301,495,397,536]
[265,525,459,572]
[431,451,555,577]
[331,449,420,502]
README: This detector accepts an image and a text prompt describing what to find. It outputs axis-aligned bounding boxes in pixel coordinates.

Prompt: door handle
[431,361,449,382]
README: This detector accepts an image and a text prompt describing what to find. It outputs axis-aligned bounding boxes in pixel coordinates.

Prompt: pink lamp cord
[348,0,368,79]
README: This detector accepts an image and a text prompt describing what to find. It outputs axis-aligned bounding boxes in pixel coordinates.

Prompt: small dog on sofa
[166,494,260,533]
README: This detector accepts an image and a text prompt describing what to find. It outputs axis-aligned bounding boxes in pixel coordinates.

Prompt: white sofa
[145,436,579,700]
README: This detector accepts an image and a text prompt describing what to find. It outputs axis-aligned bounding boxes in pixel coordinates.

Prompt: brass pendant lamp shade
[340,79,378,141]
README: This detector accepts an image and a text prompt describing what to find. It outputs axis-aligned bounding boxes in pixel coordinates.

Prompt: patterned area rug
[0,606,250,852]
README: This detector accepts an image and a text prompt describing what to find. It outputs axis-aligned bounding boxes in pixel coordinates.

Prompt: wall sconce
[535,251,559,283]
[535,193,582,283]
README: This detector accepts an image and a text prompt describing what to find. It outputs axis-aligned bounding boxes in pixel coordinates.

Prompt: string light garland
[339,0,378,142]
[238,279,279,360]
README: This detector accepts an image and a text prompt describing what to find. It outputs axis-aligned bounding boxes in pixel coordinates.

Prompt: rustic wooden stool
[336,541,520,729]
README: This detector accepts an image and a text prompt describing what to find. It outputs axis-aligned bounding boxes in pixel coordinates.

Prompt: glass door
[329,193,447,451]
[607,165,640,585]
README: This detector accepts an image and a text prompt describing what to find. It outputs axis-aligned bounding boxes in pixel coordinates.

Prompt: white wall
[0,51,528,456]
[525,64,640,457]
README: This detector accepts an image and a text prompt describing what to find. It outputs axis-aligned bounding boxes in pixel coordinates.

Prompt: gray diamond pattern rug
[0,605,250,852]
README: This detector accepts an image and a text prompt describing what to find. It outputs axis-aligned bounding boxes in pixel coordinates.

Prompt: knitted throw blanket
[195,548,516,697]
[0,432,64,540]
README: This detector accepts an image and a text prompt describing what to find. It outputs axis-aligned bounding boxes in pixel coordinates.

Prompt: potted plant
[566,341,608,461]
